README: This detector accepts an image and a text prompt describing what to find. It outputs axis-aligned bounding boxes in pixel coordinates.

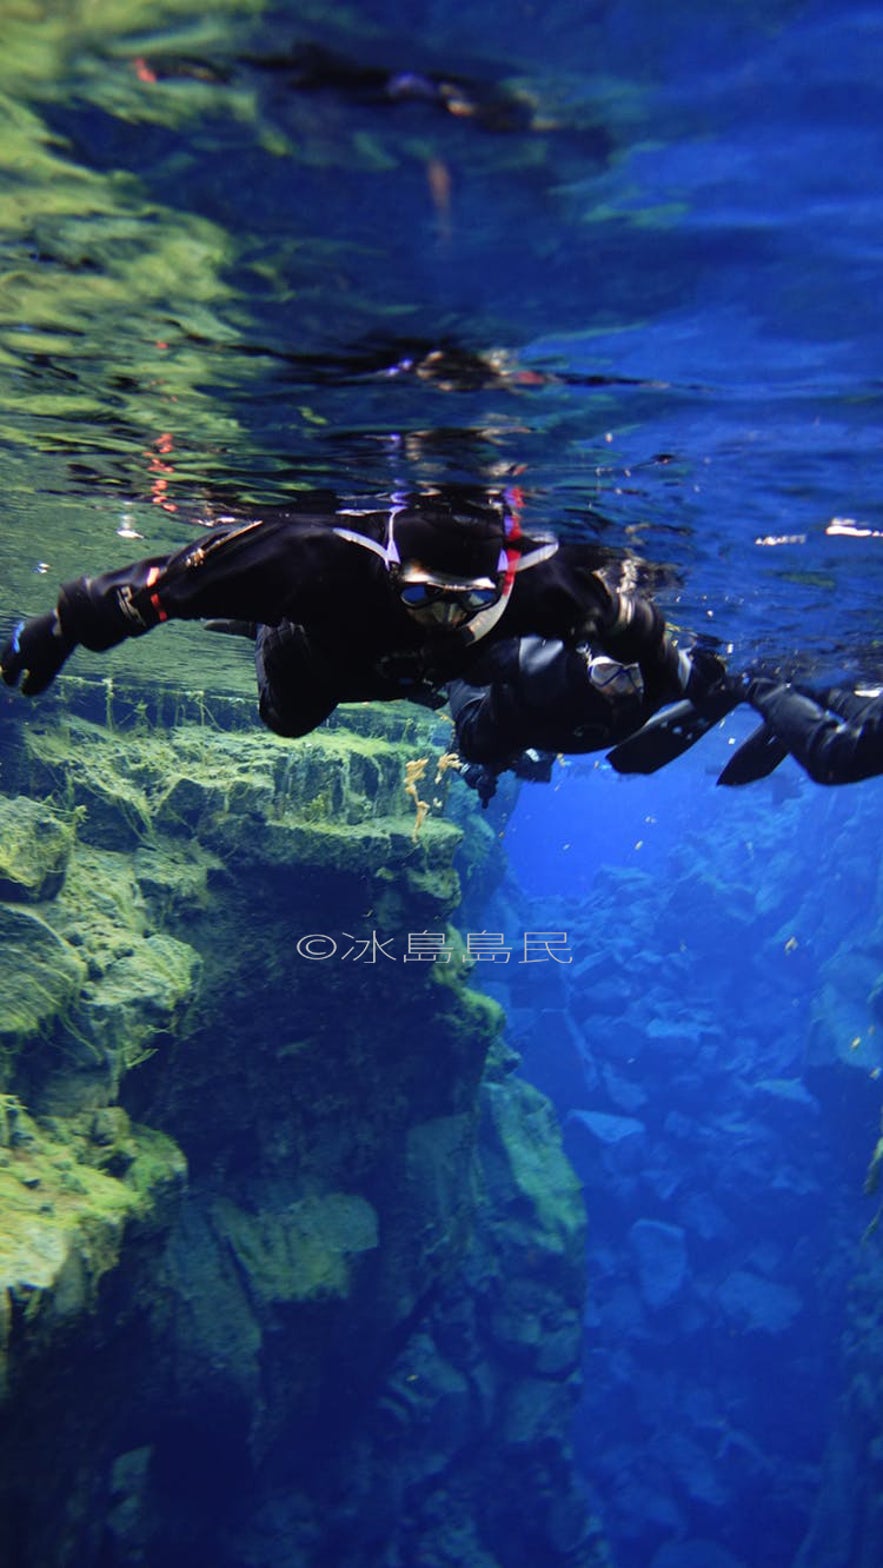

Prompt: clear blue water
[2,2,883,1565]
[497,751,883,1567]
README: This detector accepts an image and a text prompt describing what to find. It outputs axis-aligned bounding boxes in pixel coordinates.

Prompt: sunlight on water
[1,0,880,690]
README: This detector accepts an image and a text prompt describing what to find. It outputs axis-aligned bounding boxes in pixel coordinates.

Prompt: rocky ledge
[0,683,606,1568]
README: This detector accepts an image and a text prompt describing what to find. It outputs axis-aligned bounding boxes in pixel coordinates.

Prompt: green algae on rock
[0,903,87,1068]
[0,1099,185,1399]
[0,795,74,903]
[0,687,601,1568]
[211,1191,379,1305]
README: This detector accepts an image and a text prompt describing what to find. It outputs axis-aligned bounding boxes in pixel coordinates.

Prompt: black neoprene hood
[392,500,508,582]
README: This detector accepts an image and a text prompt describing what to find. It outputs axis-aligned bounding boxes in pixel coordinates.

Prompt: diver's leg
[748,681,883,784]
[813,686,876,724]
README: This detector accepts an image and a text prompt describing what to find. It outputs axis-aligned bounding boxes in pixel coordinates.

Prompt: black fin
[717,722,790,786]
[607,697,734,775]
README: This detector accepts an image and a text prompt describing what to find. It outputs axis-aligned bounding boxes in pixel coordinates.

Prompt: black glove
[511,748,556,784]
[742,674,783,708]
[460,762,498,807]
[1,613,76,695]
[682,647,739,712]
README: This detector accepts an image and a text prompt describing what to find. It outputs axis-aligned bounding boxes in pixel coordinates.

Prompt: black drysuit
[17,509,687,736]
[448,636,669,767]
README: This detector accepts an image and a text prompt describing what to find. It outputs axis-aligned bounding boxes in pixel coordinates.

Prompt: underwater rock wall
[0,687,604,1568]
[777,799,883,1568]
[788,1235,883,1568]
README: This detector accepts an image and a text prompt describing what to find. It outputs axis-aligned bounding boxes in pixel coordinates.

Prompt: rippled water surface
[1,0,882,695]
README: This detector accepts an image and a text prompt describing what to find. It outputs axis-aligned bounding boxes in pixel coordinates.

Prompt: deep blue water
[2,1,883,1565]
[495,737,883,1568]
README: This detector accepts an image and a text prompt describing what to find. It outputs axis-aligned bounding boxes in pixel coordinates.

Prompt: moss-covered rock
[0,1100,186,1399]
[68,930,201,1075]
[0,691,600,1568]
[0,842,203,1113]
[212,1191,379,1304]
[0,904,86,1072]
[0,795,74,902]
[21,711,466,895]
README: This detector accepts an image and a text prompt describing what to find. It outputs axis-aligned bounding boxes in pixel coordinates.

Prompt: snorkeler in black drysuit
[1,490,724,747]
[448,634,732,804]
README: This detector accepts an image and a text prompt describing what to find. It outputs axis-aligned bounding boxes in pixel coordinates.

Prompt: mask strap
[499,486,559,582]
[515,540,559,572]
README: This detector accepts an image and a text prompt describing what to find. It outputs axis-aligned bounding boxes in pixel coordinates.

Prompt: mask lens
[399,582,436,608]
[398,581,499,614]
[462,586,498,609]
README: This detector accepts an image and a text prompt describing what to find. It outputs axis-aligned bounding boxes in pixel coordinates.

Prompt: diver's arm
[451,636,644,771]
[56,518,314,650]
[594,589,733,712]
[451,639,580,765]
[2,518,335,692]
[447,670,506,766]
[596,593,682,703]
[511,550,699,707]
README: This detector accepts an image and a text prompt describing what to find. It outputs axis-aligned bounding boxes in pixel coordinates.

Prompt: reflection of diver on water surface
[221,334,676,399]
[129,38,613,149]
[224,339,551,393]
[341,343,554,392]
[244,42,544,134]
[263,341,562,394]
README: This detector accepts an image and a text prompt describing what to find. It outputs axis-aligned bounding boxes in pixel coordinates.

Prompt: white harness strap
[333,501,407,566]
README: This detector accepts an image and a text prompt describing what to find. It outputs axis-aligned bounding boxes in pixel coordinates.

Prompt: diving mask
[394,566,502,628]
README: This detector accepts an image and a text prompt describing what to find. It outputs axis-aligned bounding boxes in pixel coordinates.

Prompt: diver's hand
[511,748,556,784]
[741,674,782,709]
[460,761,498,807]
[681,647,736,710]
[1,612,76,695]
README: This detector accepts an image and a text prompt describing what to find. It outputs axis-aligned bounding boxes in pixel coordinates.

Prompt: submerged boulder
[0,1101,186,1400]
[0,903,86,1065]
[628,1218,689,1310]
[0,795,74,902]
[716,1268,803,1336]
